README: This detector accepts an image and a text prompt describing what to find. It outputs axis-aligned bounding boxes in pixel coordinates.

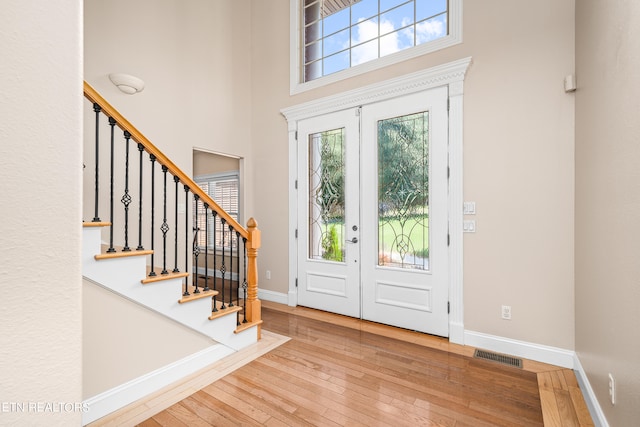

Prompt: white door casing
[282,57,471,344]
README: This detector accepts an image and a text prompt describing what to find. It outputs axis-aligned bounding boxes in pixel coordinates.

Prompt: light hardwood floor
[91,301,594,426]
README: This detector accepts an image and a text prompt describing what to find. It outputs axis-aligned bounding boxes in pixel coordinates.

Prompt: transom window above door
[292,0,462,93]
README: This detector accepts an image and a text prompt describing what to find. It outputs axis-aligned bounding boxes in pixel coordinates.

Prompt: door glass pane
[309,128,345,263]
[378,112,429,270]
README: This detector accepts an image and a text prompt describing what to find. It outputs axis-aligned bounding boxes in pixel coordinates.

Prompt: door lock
[352,225,358,231]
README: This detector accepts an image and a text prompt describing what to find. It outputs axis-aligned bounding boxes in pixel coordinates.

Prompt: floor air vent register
[473,349,523,369]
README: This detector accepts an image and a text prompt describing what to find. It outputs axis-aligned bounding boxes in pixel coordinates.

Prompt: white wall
[83,280,213,398]
[575,1,640,424]
[0,1,83,425]
[84,0,255,223]
[251,0,576,350]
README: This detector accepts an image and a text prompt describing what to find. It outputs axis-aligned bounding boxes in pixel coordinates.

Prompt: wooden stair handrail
[84,81,262,330]
[83,81,247,238]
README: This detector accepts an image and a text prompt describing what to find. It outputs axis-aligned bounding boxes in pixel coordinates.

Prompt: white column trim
[448,79,465,344]
[287,121,299,306]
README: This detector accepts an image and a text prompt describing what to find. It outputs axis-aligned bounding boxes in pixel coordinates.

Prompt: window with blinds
[194,172,240,249]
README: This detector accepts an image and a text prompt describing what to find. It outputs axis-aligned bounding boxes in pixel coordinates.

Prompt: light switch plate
[463,201,476,215]
[463,220,476,232]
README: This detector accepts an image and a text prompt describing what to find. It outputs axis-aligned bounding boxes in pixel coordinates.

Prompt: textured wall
[575,0,640,424]
[0,1,83,425]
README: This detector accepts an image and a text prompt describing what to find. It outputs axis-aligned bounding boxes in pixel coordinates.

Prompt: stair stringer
[82,226,258,351]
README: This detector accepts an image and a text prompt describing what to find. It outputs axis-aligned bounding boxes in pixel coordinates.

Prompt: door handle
[346,237,358,244]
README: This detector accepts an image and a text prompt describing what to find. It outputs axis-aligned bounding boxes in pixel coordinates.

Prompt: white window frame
[194,171,240,251]
[289,0,463,95]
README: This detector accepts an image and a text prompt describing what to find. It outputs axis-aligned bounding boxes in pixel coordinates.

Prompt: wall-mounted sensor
[564,74,576,93]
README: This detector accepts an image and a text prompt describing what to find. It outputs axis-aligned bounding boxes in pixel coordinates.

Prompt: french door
[297,86,449,336]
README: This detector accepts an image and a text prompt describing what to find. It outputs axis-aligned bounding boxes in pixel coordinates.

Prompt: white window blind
[194,173,240,249]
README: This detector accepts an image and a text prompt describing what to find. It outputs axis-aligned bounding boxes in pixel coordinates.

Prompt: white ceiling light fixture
[109,73,145,95]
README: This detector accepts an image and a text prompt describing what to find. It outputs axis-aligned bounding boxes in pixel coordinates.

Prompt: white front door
[360,87,449,336]
[296,86,449,336]
[296,109,361,318]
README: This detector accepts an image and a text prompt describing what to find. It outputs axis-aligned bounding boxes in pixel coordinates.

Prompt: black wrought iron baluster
[161,165,169,274]
[148,154,157,277]
[136,143,145,250]
[203,204,210,292]
[211,211,218,313]
[228,224,235,308]
[121,131,132,252]
[183,185,190,297]
[242,237,248,323]
[92,103,101,222]
[220,218,227,310]
[234,230,241,326]
[107,117,117,252]
[192,195,200,294]
[173,176,180,273]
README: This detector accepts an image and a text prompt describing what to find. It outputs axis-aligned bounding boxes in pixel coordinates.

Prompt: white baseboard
[573,354,609,427]
[82,344,234,425]
[258,289,289,305]
[449,321,464,345]
[464,330,575,368]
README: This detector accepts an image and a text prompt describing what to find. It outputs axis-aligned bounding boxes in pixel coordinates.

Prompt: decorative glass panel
[309,128,345,262]
[377,112,429,270]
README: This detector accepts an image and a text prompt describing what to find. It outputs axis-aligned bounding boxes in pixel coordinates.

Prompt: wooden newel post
[246,217,262,338]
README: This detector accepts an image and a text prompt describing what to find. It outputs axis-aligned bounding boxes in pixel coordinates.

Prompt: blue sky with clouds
[307,0,448,78]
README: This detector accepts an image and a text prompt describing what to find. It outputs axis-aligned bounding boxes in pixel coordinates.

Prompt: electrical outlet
[266,270,271,280]
[609,373,616,405]
[501,305,512,320]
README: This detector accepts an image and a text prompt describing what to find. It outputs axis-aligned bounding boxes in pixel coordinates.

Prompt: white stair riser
[82,228,257,350]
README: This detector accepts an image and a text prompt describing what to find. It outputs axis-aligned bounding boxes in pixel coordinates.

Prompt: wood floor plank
[149,408,189,427]
[200,381,273,424]
[568,384,596,427]
[539,387,563,427]
[135,418,162,427]
[136,306,595,427]
[554,389,580,427]
[164,402,212,427]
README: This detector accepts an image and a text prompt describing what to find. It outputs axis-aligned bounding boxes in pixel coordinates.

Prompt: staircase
[82,223,259,349]
[81,82,262,424]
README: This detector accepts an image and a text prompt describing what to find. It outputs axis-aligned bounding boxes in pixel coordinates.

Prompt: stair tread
[83,221,111,227]
[141,267,189,284]
[95,245,153,260]
[178,287,218,304]
[209,301,243,321]
[235,319,263,334]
